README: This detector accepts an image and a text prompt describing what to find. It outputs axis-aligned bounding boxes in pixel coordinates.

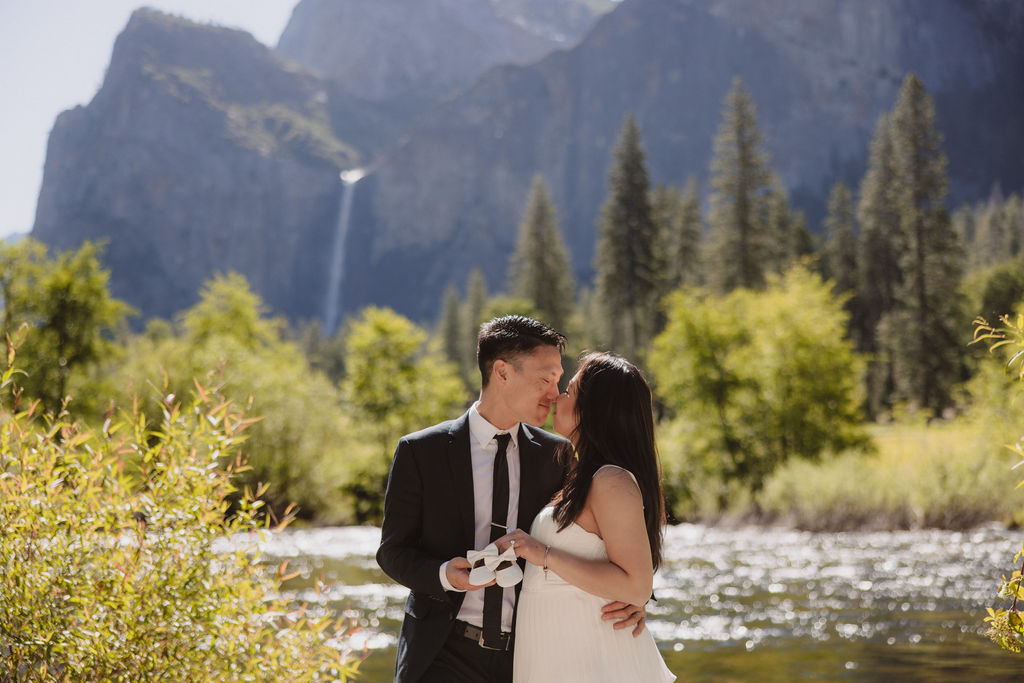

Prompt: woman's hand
[495,528,546,567]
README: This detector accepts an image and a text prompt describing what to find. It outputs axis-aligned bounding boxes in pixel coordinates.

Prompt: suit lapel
[446,412,476,549]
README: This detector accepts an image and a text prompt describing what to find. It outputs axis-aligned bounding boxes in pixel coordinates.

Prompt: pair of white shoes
[467,543,523,587]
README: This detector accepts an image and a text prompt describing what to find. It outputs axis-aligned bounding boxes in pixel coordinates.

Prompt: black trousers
[418,627,514,683]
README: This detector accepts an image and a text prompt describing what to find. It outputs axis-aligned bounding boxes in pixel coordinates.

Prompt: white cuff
[439,561,465,592]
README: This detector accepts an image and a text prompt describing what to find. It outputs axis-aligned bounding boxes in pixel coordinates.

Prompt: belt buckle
[477,630,509,651]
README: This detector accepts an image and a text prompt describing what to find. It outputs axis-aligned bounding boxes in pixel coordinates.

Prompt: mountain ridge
[31,0,1024,325]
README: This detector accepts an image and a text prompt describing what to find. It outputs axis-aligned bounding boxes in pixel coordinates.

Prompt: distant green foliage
[765,177,812,269]
[651,179,702,301]
[478,296,540,325]
[757,421,1022,531]
[961,258,1024,325]
[463,268,489,382]
[822,181,858,300]
[962,191,1024,271]
[341,307,469,522]
[594,113,659,361]
[0,239,133,417]
[109,273,362,523]
[294,319,347,385]
[855,114,902,414]
[508,174,576,333]
[0,350,359,681]
[438,283,465,371]
[882,74,964,414]
[650,264,865,509]
[705,76,776,293]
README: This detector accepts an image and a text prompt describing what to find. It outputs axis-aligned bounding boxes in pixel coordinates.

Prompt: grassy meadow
[754,419,1024,531]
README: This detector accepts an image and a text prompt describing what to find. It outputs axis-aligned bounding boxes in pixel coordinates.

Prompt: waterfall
[323,168,365,334]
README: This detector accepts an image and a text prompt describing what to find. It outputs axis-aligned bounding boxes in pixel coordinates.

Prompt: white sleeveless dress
[513,467,676,682]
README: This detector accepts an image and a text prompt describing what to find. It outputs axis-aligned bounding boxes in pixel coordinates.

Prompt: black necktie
[482,432,511,647]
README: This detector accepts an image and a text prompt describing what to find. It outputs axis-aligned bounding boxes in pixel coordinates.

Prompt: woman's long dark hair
[553,352,666,570]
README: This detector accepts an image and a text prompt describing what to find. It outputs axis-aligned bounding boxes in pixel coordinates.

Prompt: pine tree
[463,268,487,383]
[972,189,1010,269]
[705,76,775,293]
[1008,193,1024,257]
[823,181,858,298]
[438,283,463,369]
[508,175,576,332]
[652,177,702,294]
[856,114,903,415]
[884,73,963,412]
[594,113,659,360]
[764,175,812,272]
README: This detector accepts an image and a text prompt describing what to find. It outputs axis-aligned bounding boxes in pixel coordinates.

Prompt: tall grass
[756,419,1024,531]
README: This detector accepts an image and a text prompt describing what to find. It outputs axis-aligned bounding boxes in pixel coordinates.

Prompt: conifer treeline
[438,73,1024,417]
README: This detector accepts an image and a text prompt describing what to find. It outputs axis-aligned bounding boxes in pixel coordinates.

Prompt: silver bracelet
[543,545,550,579]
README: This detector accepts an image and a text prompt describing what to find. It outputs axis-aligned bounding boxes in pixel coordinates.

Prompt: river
[231,523,1024,681]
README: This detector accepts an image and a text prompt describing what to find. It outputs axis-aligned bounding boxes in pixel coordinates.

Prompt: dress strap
[595,463,640,490]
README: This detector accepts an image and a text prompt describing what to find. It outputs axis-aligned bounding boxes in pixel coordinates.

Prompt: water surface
[233,524,1024,681]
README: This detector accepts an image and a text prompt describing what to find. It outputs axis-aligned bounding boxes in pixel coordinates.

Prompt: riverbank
[748,421,1024,531]
[659,420,1024,532]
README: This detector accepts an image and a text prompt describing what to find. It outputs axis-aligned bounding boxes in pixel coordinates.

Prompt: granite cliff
[32,0,1024,325]
[345,0,1024,318]
[32,10,354,321]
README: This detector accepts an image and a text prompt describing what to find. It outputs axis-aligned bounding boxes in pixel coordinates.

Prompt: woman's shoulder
[592,464,641,497]
[594,464,639,487]
[586,464,644,521]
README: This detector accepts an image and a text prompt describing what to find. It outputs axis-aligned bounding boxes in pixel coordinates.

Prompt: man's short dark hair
[477,315,567,387]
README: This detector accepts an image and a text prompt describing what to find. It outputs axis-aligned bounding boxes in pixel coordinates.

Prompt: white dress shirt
[438,402,521,632]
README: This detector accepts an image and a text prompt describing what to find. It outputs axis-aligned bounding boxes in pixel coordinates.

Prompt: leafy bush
[108,274,369,524]
[650,264,866,508]
[0,239,133,417]
[341,307,469,522]
[0,349,360,681]
[973,310,1024,652]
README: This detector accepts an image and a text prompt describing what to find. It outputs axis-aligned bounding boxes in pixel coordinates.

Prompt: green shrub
[108,274,370,524]
[0,351,360,681]
[756,420,1024,531]
[974,310,1024,652]
[340,307,469,522]
[650,264,866,504]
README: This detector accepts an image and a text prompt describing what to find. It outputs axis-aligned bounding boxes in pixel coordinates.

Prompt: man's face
[494,345,563,426]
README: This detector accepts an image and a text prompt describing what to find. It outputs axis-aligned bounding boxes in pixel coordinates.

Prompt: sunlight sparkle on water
[234,522,1019,658]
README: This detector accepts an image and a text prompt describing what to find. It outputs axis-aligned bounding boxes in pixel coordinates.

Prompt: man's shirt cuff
[439,561,465,592]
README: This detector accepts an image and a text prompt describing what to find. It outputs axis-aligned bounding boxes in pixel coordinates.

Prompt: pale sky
[0,1,298,239]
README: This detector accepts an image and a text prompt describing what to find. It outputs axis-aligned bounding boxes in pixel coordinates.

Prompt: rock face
[32,10,354,322]
[275,0,614,160]
[32,1,1024,325]
[277,0,611,103]
[346,0,1024,318]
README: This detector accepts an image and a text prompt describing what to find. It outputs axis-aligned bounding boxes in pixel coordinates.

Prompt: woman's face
[552,372,580,440]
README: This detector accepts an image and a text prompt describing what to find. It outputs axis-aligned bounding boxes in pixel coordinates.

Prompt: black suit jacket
[376,411,567,683]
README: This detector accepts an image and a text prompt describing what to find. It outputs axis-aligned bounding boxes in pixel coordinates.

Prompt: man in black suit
[377,316,645,683]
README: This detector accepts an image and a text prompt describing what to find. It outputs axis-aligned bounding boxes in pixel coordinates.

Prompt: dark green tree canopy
[0,239,133,416]
[594,113,659,360]
[823,181,858,298]
[508,174,575,333]
[705,76,776,293]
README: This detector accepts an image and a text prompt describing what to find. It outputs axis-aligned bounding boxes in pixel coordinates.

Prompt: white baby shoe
[466,543,523,587]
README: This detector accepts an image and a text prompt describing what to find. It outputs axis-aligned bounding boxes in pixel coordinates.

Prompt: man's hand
[445,556,494,591]
[601,600,646,637]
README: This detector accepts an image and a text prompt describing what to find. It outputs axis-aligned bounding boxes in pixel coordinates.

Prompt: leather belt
[452,619,512,651]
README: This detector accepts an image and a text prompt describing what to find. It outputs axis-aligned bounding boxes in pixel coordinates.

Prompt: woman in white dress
[496,352,675,682]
